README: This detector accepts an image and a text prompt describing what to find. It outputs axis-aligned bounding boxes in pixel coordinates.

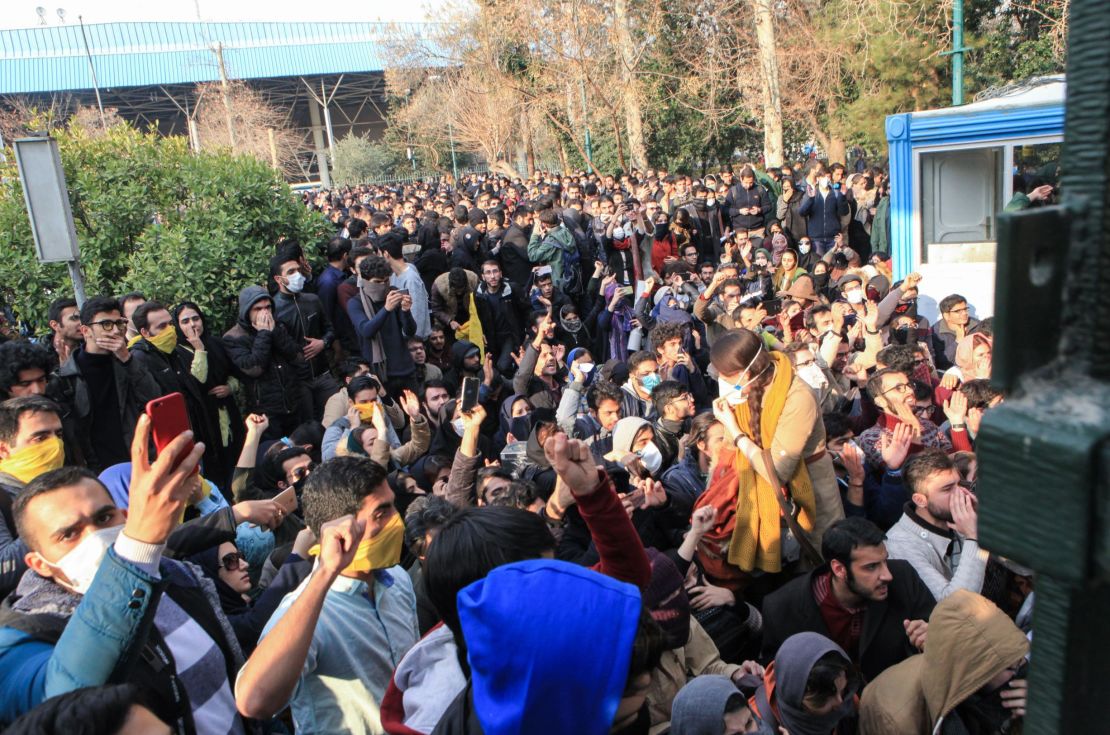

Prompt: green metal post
[952,0,964,105]
[448,119,459,182]
[579,78,594,173]
[977,0,1110,732]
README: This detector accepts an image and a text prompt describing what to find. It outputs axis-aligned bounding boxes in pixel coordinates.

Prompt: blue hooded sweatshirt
[457,559,643,735]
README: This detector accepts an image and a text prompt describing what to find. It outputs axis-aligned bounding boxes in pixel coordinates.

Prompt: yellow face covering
[309,513,405,575]
[0,435,65,485]
[148,327,179,354]
[353,402,378,423]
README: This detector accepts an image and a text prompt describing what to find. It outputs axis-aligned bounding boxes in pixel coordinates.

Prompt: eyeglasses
[880,382,913,397]
[87,319,129,332]
[289,463,316,483]
[946,307,970,315]
[220,552,247,571]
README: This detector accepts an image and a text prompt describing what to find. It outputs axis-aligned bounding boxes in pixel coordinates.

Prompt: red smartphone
[145,393,196,472]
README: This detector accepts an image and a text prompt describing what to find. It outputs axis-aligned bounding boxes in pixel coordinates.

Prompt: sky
[0,0,450,29]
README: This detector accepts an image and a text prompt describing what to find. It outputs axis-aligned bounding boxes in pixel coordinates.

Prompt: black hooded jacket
[221,285,308,419]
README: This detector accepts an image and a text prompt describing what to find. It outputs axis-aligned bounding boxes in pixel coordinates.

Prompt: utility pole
[579,78,593,173]
[950,0,966,105]
[77,16,106,128]
[447,119,459,182]
[214,43,237,149]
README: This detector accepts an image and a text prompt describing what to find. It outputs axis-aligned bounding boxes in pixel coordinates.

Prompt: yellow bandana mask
[353,402,378,423]
[309,513,405,575]
[148,327,178,355]
[0,435,65,485]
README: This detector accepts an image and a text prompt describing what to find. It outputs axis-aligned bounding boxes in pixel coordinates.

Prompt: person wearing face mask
[681,185,725,262]
[650,212,681,276]
[271,254,340,421]
[776,177,806,242]
[799,173,850,256]
[130,301,229,479]
[349,256,419,391]
[621,352,662,421]
[235,456,419,731]
[697,329,843,592]
[0,417,258,733]
[0,397,66,599]
[795,237,821,273]
[859,590,1029,735]
[724,167,773,239]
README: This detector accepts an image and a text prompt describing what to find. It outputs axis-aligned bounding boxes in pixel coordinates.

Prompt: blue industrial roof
[0,21,428,94]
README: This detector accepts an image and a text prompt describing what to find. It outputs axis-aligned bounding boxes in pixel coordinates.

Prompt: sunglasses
[220,552,247,571]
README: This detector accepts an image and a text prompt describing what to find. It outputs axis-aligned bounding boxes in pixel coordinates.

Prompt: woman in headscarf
[696,329,841,592]
[953,333,993,383]
[643,550,764,733]
[187,533,314,654]
[598,280,638,363]
[556,303,592,351]
[670,676,757,735]
[172,301,243,486]
[748,632,858,735]
[772,249,806,294]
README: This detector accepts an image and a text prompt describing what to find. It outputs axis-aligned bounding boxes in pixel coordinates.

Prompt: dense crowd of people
[0,161,1032,735]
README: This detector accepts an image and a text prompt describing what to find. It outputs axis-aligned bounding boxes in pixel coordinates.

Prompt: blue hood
[457,558,642,735]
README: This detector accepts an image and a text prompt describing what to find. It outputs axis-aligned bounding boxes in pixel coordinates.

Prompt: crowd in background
[0,160,1032,735]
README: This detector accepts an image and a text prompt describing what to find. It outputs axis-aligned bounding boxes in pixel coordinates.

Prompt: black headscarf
[188,544,250,617]
[171,301,235,387]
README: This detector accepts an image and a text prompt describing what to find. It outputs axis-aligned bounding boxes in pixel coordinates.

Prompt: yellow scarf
[455,293,485,360]
[147,327,178,355]
[308,513,405,574]
[728,351,817,573]
[0,436,64,485]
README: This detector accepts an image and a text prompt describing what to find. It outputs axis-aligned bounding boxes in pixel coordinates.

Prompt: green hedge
[0,122,330,334]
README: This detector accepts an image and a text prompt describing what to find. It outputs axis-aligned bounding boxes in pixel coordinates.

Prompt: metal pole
[67,260,87,308]
[579,78,593,173]
[447,119,459,182]
[77,17,107,128]
[320,80,336,165]
[952,0,964,105]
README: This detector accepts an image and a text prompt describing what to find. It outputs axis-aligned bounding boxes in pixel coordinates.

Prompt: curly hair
[0,342,52,397]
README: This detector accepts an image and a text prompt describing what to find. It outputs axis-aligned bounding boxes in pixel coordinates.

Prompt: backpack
[557,236,583,297]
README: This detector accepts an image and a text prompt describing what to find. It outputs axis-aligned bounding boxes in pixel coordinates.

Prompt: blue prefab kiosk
[885,76,1065,321]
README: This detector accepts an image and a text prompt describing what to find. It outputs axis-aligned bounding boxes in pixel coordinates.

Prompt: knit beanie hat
[644,548,691,650]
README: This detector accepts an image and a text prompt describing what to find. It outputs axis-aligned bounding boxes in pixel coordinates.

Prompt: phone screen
[461,377,480,413]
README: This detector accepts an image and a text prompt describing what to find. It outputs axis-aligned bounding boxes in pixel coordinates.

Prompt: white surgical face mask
[798,363,829,391]
[613,227,626,240]
[799,243,811,254]
[579,362,595,374]
[706,197,716,206]
[717,344,765,405]
[48,524,124,595]
[637,442,663,475]
[845,289,864,305]
[285,271,307,294]
[452,418,467,436]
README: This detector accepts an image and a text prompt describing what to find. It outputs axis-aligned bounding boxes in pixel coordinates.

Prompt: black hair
[0,342,52,397]
[338,358,370,381]
[79,296,122,325]
[686,411,721,458]
[326,236,353,262]
[301,456,390,536]
[538,209,560,227]
[586,381,623,411]
[628,350,657,373]
[422,379,450,402]
[651,380,686,415]
[347,218,368,239]
[649,321,686,354]
[803,651,857,710]
[350,245,373,263]
[903,448,956,497]
[347,374,381,400]
[939,294,968,314]
[131,301,168,334]
[268,253,298,280]
[876,344,917,374]
[960,378,1003,409]
[14,466,102,550]
[47,297,78,325]
[3,683,148,735]
[425,505,556,645]
[0,395,62,444]
[821,517,886,569]
[359,255,392,281]
[866,368,905,405]
[289,422,325,460]
[476,467,514,503]
[257,446,311,492]
[404,495,458,558]
[822,412,852,442]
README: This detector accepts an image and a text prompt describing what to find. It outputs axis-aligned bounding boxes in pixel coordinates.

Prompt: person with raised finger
[0,416,257,733]
[235,456,418,732]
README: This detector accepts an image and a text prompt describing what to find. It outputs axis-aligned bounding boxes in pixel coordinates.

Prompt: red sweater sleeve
[579,469,652,590]
[950,427,973,453]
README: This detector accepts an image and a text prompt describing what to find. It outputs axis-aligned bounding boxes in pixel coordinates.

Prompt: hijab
[755,632,857,735]
[671,676,746,735]
[643,549,691,650]
[955,333,993,380]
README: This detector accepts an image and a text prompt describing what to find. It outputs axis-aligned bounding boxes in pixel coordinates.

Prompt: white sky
[0,0,449,29]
